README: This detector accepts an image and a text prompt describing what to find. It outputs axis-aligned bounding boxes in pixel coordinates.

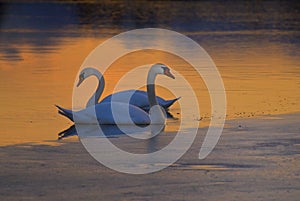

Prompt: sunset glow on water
[0,2,299,145]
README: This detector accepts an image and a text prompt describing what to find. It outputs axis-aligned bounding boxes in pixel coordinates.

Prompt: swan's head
[77,72,85,87]
[152,63,175,79]
[76,67,102,87]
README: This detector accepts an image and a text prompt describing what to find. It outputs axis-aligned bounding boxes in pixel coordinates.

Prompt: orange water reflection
[0,31,299,145]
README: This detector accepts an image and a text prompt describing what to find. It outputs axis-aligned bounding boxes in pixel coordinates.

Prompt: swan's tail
[55,105,74,122]
[162,97,181,109]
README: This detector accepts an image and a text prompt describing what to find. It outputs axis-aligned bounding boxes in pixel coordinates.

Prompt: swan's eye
[77,73,85,87]
[162,67,175,79]
[161,67,169,73]
[79,73,84,80]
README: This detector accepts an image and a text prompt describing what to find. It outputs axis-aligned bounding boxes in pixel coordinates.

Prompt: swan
[76,67,180,109]
[56,63,175,124]
[101,90,180,111]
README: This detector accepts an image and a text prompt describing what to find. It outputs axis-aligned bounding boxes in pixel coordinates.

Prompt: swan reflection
[58,109,176,140]
[58,123,169,154]
[58,123,168,140]
[58,124,141,140]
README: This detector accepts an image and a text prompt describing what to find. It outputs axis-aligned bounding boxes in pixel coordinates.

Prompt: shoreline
[1,113,299,200]
[1,111,300,147]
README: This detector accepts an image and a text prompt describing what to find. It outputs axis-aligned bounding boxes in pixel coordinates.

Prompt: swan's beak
[76,77,84,87]
[164,70,175,79]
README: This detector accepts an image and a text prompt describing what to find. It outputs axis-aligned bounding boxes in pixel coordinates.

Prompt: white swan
[76,67,180,109]
[56,63,175,124]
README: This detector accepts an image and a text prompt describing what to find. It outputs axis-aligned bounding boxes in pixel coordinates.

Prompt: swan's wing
[133,90,180,109]
[100,90,150,109]
[159,97,181,109]
[74,102,150,125]
[100,89,180,110]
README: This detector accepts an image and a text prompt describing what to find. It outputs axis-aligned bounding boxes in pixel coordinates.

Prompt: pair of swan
[56,63,179,125]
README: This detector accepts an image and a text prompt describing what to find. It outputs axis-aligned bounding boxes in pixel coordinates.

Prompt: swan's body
[56,102,150,124]
[56,64,176,125]
[101,90,179,111]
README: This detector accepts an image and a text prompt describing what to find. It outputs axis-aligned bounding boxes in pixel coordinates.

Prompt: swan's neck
[147,66,166,125]
[86,69,105,107]
[147,67,158,107]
